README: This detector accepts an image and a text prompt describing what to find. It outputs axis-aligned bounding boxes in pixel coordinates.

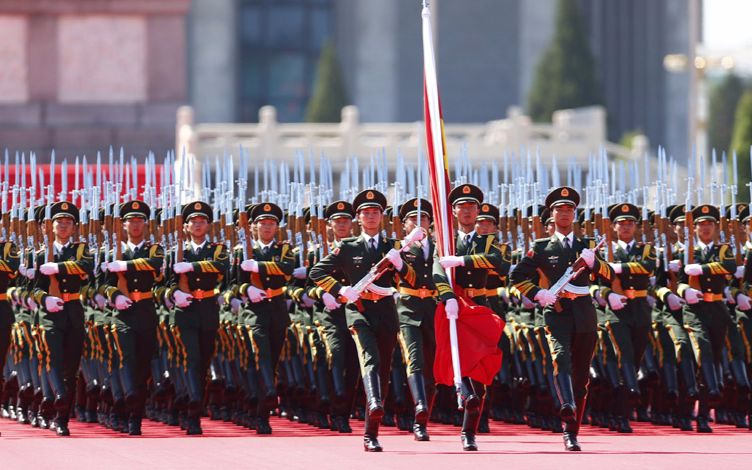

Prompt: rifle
[548,237,607,298]
[350,227,425,296]
[44,185,61,298]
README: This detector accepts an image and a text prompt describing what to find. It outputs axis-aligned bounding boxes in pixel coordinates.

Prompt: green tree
[527,0,601,122]
[730,91,752,201]
[708,73,744,155]
[305,41,349,123]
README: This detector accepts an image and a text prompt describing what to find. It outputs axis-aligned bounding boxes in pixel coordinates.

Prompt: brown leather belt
[702,293,723,302]
[622,289,648,299]
[559,291,589,300]
[360,291,389,302]
[61,293,81,302]
[129,291,153,302]
[399,287,437,299]
[191,288,219,300]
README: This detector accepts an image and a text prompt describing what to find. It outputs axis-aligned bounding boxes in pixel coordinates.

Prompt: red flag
[421,4,503,387]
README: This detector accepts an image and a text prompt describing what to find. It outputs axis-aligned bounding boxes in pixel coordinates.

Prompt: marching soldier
[0,212,20,436]
[599,203,656,433]
[238,202,295,434]
[102,200,164,435]
[510,186,615,451]
[394,198,436,441]
[434,184,506,451]
[166,201,229,435]
[32,201,94,436]
[675,204,736,432]
[309,189,410,452]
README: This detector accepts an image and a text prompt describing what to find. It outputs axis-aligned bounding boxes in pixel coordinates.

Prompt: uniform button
[469,284,474,287]
[706,278,711,282]
[423,274,428,278]
[467,271,471,275]
[195,278,200,282]
[62,279,67,283]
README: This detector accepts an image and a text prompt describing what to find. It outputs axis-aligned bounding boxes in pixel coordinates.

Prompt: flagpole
[422,0,463,407]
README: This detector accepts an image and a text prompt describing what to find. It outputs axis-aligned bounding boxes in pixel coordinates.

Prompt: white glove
[445,298,459,320]
[322,292,340,310]
[19,265,26,276]
[593,289,607,308]
[521,295,536,309]
[534,289,557,307]
[580,248,595,269]
[114,295,133,311]
[241,259,259,273]
[163,292,174,309]
[666,293,684,311]
[25,268,35,280]
[100,262,109,273]
[94,293,107,310]
[27,298,37,311]
[293,266,307,279]
[246,285,267,303]
[609,262,623,274]
[173,290,194,308]
[608,293,628,311]
[301,293,315,308]
[668,259,682,273]
[684,288,703,305]
[649,276,656,287]
[735,266,745,279]
[646,295,656,308]
[230,298,242,314]
[725,286,736,305]
[439,256,465,269]
[108,260,128,273]
[40,262,59,276]
[339,286,360,303]
[173,262,193,274]
[45,296,64,313]
[217,294,226,306]
[499,288,510,304]
[385,248,404,271]
[684,264,703,276]
[737,293,752,311]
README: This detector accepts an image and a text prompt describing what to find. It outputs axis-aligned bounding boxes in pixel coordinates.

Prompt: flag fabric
[421,4,503,388]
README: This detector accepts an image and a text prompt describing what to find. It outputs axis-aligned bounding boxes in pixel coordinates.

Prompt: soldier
[309,189,410,452]
[238,202,295,434]
[599,203,657,433]
[435,184,506,451]
[675,204,736,432]
[31,201,94,436]
[510,186,615,451]
[167,201,229,435]
[0,210,20,436]
[102,200,164,435]
[393,197,436,441]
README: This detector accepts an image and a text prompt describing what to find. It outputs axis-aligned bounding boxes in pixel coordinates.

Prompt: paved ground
[1,414,750,469]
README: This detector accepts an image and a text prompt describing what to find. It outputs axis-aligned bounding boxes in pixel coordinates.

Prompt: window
[238,0,334,122]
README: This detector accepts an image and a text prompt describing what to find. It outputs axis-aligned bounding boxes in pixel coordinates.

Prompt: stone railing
[175,105,649,169]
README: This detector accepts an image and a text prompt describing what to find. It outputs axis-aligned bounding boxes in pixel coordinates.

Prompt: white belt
[562,284,590,295]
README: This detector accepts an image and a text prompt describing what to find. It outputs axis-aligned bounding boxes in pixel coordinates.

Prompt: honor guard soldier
[32,201,94,436]
[102,200,164,435]
[309,189,410,452]
[510,187,615,451]
[435,183,506,451]
[599,203,656,433]
[0,210,20,436]
[237,202,295,434]
[394,198,436,441]
[167,201,229,435]
[675,204,736,432]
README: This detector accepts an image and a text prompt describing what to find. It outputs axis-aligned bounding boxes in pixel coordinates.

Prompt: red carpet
[1,416,750,469]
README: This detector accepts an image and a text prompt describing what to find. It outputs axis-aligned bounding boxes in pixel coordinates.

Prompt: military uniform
[31,201,94,436]
[0,233,20,435]
[309,189,409,452]
[510,187,615,451]
[166,201,229,435]
[102,200,164,435]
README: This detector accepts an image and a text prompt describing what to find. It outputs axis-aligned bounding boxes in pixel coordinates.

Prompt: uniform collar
[554,231,573,245]
[362,232,380,247]
[126,240,146,252]
[458,230,476,241]
[54,241,72,253]
[190,240,207,252]
[617,239,634,252]
[257,239,275,250]
[697,240,713,251]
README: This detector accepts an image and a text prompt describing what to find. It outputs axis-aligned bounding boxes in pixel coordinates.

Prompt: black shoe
[678,417,693,431]
[617,417,633,433]
[363,436,383,452]
[56,423,71,436]
[560,403,576,423]
[563,432,581,451]
[128,418,142,436]
[186,416,203,435]
[696,416,712,433]
[413,422,430,441]
[461,432,478,451]
[334,415,352,433]
[256,417,272,434]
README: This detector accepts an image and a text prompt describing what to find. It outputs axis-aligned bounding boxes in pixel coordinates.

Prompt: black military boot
[460,378,481,451]
[184,369,204,435]
[407,374,430,441]
[554,373,576,424]
[363,370,383,452]
[699,358,722,405]
[563,432,581,451]
[128,416,143,436]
